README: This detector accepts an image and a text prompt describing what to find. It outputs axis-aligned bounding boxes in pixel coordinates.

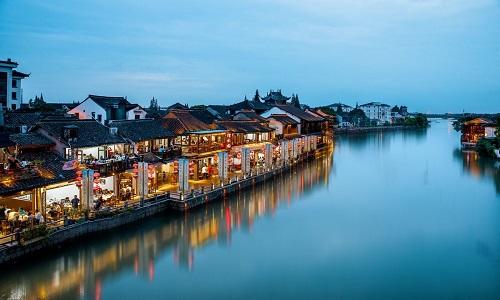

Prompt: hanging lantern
[76,170,83,176]
[93,172,100,178]
[76,181,82,187]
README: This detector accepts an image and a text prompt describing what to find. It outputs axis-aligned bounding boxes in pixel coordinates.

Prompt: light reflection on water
[1,119,499,300]
[0,151,334,300]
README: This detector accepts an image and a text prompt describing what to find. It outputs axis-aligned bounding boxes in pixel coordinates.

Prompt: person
[71,195,80,209]
[201,164,208,180]
[34,209,42,224]
[94,196,103,211]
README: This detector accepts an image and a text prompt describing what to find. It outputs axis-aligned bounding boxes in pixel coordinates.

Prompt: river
[0,119,499,300]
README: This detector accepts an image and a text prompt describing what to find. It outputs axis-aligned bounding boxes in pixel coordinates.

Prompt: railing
[0,146,330,248]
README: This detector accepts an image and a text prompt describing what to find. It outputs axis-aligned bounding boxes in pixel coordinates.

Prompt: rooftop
[36,119,126,148]
[216,120,274,133]
[109,119,174,142]
[274,104,325,122]
[267,114,299,125]
[9,132,55,148]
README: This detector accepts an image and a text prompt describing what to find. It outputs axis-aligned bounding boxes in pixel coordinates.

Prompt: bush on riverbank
[21,224,48,241]
[476,138,499,158]
[403,114,429,127]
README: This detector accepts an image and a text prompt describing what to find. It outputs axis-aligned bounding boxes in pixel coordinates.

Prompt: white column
[217,151,228,182]
[241,147,251,175]
[264,143,273,168]
[137,162,149,199]
[292,138,299,159]
[81,169,94,209]
[178,158,190,193]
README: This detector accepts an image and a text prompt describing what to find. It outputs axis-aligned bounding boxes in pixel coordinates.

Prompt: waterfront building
[0,58,30,111]
[164,109,226,181]
[34,119,129,162]
[461,118,497,147]
[359,102,391,124]
[260,104,326,136]
[68,95,147,124]
[266,114,300,140]
[216,120,275,172]
[0,130,76,220]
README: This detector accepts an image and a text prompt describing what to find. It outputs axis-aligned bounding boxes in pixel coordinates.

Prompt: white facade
[126,106,147,120]
[485,126,496,138]
[68,98,107,124]
[0,59,28,110]
[261,107,302,134]
[268,118,285,135]
[359,102,391,124]
[328,103,353,113]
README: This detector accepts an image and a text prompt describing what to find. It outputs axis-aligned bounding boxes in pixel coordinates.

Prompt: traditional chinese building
[461,118,496,147]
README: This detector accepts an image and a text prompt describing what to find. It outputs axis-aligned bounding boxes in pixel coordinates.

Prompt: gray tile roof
[36,119,126,148]
[9,133,55,147]
[274,105,325,122]
[109,119,174,142]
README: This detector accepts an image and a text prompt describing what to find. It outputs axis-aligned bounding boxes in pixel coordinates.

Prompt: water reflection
[453,148,500,194]
[0,151,334,300]
[337,128,427,152]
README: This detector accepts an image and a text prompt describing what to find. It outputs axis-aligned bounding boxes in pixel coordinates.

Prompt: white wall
[46,183,79,204]
[68,99,107,124]
[126,107,147,120]
[0,66,13,109]
[261,107,302,134]
[360,103,391,124]
[268,119,284,135]
[485,127,496,138]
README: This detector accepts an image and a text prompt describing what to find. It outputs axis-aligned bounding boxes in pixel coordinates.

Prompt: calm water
[1,119,499,300]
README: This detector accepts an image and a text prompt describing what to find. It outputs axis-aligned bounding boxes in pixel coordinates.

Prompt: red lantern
[94,172,100,178]
[76,170,83,176]
[76,181,82,187]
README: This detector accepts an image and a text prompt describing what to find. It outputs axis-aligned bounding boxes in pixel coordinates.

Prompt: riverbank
[0,148,328,265]
[335,125,426,134]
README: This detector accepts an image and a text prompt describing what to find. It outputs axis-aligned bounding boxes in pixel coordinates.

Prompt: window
[12,80,17,88]
[11,104,16,110]
[135,114,140,120]
[74,113,80,119]
[12,92,16,100]
[97,114,102,122]
[91,112,96,119]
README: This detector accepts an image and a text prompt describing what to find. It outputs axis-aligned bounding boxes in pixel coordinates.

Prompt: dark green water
[1,119,499,300]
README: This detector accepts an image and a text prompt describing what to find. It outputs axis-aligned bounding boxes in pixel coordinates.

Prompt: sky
[0,0,499,113]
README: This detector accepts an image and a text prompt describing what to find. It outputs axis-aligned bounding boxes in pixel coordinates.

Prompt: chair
[1,220,11,235]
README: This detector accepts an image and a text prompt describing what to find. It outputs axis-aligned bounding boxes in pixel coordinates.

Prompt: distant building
[68,95,147,124]
[327,103,353,113]
[261,89,290,105]
[0,58,30,111]
[359,102,391,124]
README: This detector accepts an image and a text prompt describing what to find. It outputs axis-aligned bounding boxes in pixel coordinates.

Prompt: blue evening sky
[1,0,499,113]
